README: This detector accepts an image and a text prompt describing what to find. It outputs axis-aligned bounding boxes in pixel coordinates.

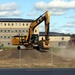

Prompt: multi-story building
[39,32,70,47]
[0,18,39,47]
[0,18,70,48]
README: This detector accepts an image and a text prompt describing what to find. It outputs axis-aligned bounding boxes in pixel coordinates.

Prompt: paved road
[0,68,75,75]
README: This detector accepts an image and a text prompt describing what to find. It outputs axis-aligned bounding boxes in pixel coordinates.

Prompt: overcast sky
[0,0,75,34]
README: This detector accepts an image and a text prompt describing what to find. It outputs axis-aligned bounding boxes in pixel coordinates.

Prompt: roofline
[39,32,70,36]
[0,21,33,22]
[39,35,70,36]
[0,18,34,22]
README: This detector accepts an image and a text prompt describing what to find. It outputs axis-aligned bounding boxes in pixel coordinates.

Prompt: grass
[3,46,16,50]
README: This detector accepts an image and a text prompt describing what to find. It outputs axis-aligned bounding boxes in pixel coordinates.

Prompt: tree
[71,34,75,38]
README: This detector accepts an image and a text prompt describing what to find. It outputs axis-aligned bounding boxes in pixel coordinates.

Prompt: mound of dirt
[0,48,75,68]
[0,49,64,63]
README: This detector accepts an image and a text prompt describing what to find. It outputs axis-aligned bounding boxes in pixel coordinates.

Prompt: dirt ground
[0,47,75,68]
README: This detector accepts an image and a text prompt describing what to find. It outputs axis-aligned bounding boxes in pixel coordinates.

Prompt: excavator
[12,11,50,51]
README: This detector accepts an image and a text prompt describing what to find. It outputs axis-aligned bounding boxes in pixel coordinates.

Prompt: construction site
[0,11,75,68]
[0,46,75,68]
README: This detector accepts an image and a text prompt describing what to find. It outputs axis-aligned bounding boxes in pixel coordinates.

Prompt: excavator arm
[26,11,50,43]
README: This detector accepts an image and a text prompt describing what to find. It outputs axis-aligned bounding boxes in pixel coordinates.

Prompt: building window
[15,30,17,32]
[8,23,10,26]
[4,36,6,38]
[12,23,14,26]
[62,37,64,40]
[12,30,14,32]
[8,43,10,45]
[1,36,2,38]
[58,42,61,46]
[8,30,10,32]
[8,36,10,39]
[26,30,28,32]
[4,23,6,26]
[26,23,28,26]
[1,30,2,32]
[0,23,2,26]
[35,30,37,32]
[23,23,24,26]
[4,30,6,32]
[19,30,21,32]
[23,30,25,32]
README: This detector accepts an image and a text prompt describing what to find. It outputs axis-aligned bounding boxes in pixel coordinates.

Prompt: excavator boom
[26,11,50,43]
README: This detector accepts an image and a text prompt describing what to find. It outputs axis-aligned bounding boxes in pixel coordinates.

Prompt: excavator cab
[31,34,39,47]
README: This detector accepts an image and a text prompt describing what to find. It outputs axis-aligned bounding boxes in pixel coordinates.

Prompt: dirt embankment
[0,48,75,68]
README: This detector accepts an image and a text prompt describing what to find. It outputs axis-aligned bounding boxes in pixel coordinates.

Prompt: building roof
[0,18,34,22]
[39,32,69,36]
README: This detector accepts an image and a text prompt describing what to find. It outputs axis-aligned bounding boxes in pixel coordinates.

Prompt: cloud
[69,15,75,18]
[27,12,37,16]
[51,23,57,27]
[0,2,19,11]
[34,0,75,15]
[34,2,47,11]
[0,2,22,17]
[50,28,58,32]
[51,27,71,34]
[48,0,75,9]
[64,22,75,27]
[60,30,69,34]
[60,29,75,34]
[12,10,22,16]
[0,11,10,17]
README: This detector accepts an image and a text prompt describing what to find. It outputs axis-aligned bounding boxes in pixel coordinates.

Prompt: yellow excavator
[12,11,50,51]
